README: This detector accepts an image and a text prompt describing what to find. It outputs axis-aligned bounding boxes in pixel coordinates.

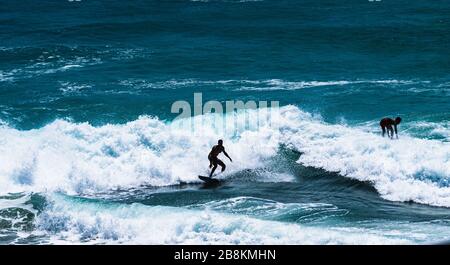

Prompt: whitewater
[1,106,449,207]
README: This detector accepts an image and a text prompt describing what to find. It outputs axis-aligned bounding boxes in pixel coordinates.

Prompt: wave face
[1,106,449,207]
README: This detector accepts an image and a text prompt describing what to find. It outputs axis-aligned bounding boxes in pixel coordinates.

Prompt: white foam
[189,196,349,222]
[405,121,450,142]
[58,82,92,94]
[0,70,15,82]
[117,78,419,92]
[278,108,450,207]
[35,194,431,245]
[0,193,35,212]
[0,55,101,81]
[1,106,449,207]
[0,119,8,127]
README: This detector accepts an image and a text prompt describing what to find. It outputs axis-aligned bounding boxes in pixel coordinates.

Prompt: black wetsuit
[208,145,226,169]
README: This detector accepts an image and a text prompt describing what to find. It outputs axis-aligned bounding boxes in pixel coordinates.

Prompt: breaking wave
[0,106,449,207]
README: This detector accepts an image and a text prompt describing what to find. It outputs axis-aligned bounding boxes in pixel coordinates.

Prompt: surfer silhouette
[380,117,402,139]
[208,139,232,178]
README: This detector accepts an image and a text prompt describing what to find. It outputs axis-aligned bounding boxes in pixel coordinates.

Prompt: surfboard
[198,175,220,184]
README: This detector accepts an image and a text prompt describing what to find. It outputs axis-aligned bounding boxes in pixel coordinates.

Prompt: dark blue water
[0,0,449,244]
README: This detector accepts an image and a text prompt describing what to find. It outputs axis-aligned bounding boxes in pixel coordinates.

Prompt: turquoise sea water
[1,0,449,244]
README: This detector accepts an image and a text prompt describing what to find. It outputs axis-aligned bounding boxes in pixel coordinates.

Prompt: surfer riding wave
[208,139,232,178]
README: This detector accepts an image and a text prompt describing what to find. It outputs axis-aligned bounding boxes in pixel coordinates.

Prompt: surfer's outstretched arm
[223,150,232,162]
[394,124,398,138]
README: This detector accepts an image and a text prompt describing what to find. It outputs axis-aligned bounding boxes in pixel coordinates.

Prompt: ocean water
[1,0,450,244]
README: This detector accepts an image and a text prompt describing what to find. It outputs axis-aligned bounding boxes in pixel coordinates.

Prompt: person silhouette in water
[208,139,232,178]
[380,117,402,139]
